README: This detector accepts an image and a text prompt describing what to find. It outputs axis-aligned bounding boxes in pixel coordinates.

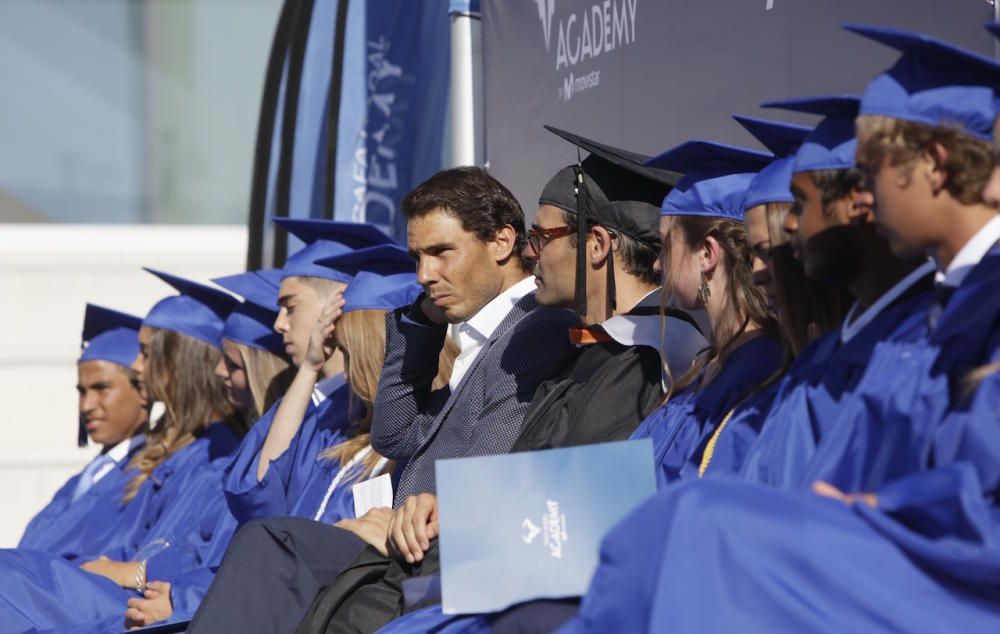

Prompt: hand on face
[304,291,345,372]
[408,210,517,324]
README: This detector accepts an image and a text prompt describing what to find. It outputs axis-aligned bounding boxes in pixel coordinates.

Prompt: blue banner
[333,0,450,240]
[436,439,657,614]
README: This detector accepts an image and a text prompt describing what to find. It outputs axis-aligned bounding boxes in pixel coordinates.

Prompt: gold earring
[697,274,711,305]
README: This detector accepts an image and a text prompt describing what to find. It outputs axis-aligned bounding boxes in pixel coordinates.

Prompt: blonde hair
[856,115,994,205]
[233,342,295,418]
[320,310,457,481]
[123,329,246,503]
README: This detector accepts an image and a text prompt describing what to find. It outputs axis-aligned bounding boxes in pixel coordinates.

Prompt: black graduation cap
[541,125,681,317]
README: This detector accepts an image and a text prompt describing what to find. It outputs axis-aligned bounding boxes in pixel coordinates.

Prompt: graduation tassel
[606,244,617,317]
[78,416,89,448]
[573,161,590,317]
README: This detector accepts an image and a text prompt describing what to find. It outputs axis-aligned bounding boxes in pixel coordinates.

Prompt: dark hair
[662,215,781,398]
[402,167,530,272]
[559,210,660,285]
[809,168,867,213]
[763,201,852,358]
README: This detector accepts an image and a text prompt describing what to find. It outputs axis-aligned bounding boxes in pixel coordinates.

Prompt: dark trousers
[187,517,367,634]
[490,599,581,633]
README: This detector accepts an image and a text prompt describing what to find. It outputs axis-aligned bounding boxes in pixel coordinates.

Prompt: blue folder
[436,439,656,614]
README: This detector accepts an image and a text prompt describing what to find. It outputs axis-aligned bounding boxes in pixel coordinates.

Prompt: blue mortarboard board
[212,269,282,311]
[80,303,142,369]
[143,268,239,349]
[342,272,422,314]
[274,218,396,283]
[988,22,1000,41]
[846,24,1000,140]
[647,141,773,220]
[221,301,285,356]
[763,96,861,173]
[733,116,812,211]
[316,244,415,278]
[732,115,812,157]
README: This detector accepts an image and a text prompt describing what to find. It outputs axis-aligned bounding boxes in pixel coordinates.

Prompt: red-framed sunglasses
[526,225,574,254]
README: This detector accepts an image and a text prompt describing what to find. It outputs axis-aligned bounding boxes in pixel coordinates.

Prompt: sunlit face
[274,277,337,366]
[217,338,251,410]
[77,360,147,447]
[526,204,577,308]
[662,216,702,311]
[408,209,506,323]
[864,156,939,259]
[744,205,775,310]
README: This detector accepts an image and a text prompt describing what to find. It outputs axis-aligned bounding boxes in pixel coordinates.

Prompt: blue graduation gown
[17,438,146,557]
[740,278,935,489]
[632,335,784,488]
[562,257,1000,633]
[144,380,359,626]
[802,252,1000,493]
[223,376,353,524]
[561,475,1000,633]
[0,424,240,632]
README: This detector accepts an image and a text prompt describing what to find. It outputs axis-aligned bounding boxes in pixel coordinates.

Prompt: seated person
[295,130,712,632]
[18,304,150,556]
[0,270,246,632]
[187,167,580,633]
[124,268,455,628]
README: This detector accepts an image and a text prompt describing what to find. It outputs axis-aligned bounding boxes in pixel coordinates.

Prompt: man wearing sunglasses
[294,130,708,632]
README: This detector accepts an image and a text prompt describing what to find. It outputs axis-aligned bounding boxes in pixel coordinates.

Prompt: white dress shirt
[448,276,537,391]
[935,215,1000,288]
[840,260,936,344]
[92,434,144,484]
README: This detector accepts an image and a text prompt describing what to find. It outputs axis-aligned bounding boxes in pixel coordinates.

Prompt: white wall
[0,223,247,547]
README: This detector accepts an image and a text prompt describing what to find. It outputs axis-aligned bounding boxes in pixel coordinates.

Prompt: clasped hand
[335,493,440,564]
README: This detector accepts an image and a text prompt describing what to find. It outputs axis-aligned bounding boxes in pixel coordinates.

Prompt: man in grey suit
[188,167,577,634]
[368,166,580,506]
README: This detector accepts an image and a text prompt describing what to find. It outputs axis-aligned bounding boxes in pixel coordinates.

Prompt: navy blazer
[371,291,578,504]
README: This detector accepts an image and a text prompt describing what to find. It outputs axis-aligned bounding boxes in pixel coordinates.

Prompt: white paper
[352,473,394,517]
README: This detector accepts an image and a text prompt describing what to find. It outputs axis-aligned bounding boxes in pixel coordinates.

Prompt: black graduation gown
[296,338,665,633]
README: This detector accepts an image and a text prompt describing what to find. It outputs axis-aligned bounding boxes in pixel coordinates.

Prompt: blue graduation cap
[845,24,1000,140]
[212,269,282,311]
[80,304,142,369]
[342,272,422,314]
[221,302,285,356]
[142,268,239,350]
[732,115,812,157]
[275,218,396,283]
[646,141,773,220]
[988,22,1000,41]
[317,244,415,279]
[763,95,861,174]
[734,116,812,211]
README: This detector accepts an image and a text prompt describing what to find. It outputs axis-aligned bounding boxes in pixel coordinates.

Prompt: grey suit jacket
[370,292,578,504]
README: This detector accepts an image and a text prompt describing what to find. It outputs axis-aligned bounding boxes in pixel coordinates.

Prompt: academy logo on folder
[436,439,656,614]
